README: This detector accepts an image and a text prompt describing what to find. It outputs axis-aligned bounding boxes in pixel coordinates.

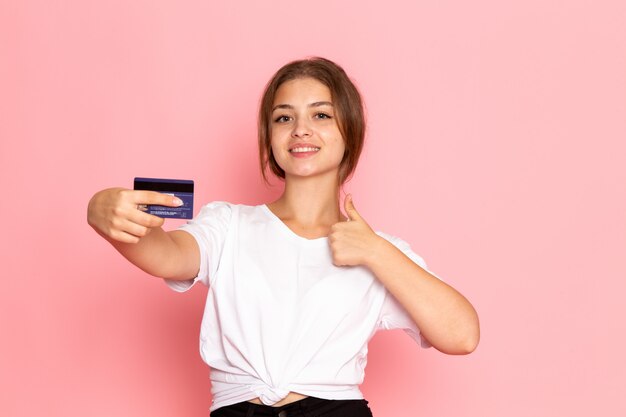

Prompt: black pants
[210,396,373,417]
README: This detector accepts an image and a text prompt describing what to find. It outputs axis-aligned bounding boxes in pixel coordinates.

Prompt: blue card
[133,177,194,219]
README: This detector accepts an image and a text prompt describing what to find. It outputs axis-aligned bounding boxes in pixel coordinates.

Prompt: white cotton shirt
[165,202,441,412]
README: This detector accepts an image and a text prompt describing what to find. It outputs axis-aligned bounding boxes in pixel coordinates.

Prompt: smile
[289,147,320,153]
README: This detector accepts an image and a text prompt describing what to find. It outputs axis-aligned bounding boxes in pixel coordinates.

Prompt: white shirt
[165,202,440,412]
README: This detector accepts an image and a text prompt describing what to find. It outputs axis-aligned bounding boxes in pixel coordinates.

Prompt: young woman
[87,57,480,417]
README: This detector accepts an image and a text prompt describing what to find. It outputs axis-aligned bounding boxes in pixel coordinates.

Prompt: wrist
[363,234,392,269]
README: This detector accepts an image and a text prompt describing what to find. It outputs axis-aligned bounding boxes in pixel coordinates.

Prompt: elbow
[459,332,480,354]
[455,314,480,354]
[437,333,479,355]
[456,305,480,354]
[456,322,481,355]
[434,321,480,355]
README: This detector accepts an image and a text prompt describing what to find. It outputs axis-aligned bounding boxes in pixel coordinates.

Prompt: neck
[268,172,346,228]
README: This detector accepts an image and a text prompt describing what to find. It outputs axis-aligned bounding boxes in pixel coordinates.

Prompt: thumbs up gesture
[329,194,384,267]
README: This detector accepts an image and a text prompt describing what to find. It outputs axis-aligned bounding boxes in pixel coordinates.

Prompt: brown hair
[258,57,366,184]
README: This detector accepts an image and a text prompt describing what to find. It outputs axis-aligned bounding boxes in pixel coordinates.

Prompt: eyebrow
[272,101,334,112]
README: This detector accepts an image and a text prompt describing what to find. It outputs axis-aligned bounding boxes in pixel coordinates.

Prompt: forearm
[105,228,196,280]
[366,237,480,355]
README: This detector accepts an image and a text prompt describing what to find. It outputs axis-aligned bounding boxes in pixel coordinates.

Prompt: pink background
[1,1,624,416]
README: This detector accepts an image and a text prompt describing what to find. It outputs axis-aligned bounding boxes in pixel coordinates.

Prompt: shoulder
[375,230,428,270]
[375,230,411,249]
[199,200,234,210]
[193,201,269,223]
[193,201,234,221]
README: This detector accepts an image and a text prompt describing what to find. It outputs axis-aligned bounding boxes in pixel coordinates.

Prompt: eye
[314,112,332,120]
[273,115,291,123]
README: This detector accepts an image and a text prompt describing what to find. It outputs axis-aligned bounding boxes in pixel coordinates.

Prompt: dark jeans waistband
[211,396,373,417]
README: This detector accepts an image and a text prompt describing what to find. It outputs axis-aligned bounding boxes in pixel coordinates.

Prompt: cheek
[269,142,282,164]
[331,134,346,159]
[270,136,283,155]
[270,126,288,147]
[335,140,346,157]
[269,131,280,154]
[269,138,287,169]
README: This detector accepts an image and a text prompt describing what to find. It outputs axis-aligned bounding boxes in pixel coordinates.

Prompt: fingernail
[173,198,183,206]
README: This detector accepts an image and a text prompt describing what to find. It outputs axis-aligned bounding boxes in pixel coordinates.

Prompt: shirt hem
[209,385,364,412]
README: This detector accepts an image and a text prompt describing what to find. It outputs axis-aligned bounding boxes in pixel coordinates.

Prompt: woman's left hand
[329,195,384,267]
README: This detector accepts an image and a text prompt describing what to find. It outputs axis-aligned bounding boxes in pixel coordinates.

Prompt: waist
[247,392,309,407]
[209,373,364,412]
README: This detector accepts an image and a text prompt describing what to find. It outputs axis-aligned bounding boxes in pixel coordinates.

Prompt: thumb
[344,194,362,222]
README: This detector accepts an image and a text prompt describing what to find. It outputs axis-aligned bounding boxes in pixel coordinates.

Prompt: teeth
[290,147,320,153]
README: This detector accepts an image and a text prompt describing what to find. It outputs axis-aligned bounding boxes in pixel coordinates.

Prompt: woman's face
[270,77,345,181]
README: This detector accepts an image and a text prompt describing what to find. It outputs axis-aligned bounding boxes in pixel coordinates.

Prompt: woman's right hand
[87,187,183,244]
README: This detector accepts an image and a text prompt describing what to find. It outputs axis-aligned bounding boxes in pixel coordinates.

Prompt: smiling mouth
[289,146,321,153]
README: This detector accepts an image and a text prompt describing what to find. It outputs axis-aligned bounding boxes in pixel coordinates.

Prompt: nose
[291,117,312,138]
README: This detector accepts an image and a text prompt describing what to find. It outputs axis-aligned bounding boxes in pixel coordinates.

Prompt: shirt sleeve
[163,201,232,293]
[375,232,444,348]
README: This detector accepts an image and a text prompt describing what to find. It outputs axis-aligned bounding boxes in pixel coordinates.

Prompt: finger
[119,218,152,238]
[127,208,166,228]
[109,229,141,244]
[132,190,183,207]
[344,194,362,222]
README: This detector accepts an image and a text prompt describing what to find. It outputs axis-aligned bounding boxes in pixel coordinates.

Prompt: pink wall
[1,1,624,416]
